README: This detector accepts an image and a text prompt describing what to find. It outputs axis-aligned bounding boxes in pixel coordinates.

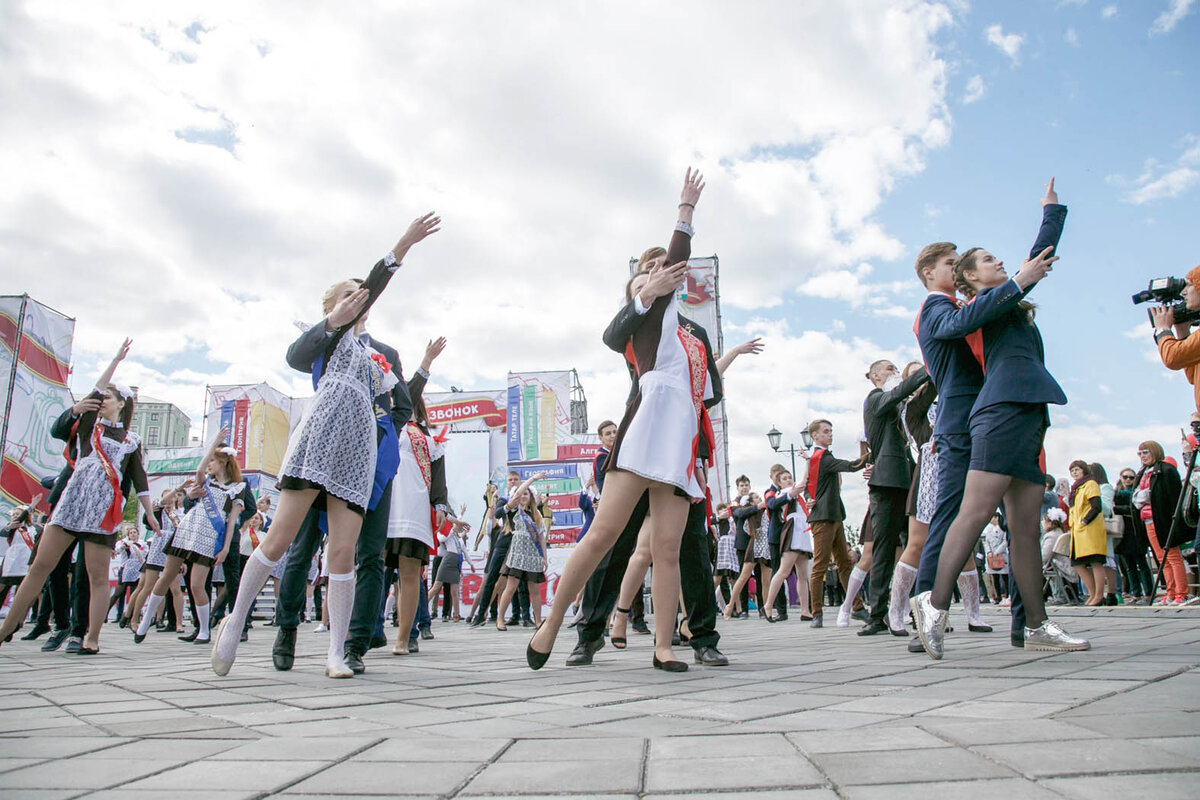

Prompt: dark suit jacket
[916,203,1067,436]
[972,306,1068,415]
[863,369,929,489]
[1134,461,1185,548]
[808,448,865,523]
[731,503,760,550]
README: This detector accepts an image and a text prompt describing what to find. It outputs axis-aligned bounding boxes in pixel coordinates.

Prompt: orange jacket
[1158,331,1200,412]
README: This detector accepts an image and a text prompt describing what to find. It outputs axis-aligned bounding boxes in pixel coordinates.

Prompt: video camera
[1132,277,1200,326]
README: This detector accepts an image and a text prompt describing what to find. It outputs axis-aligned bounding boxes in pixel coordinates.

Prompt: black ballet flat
[611,636,627,649]
[653,655,688,672]
[526,640,551,671]
[132,632,146,644]
[968,623,993,633]
[193,636,211,645]
[76,645,100,655]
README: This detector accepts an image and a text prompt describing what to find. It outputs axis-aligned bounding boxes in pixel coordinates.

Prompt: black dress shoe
[178,630,200,642]
[41,628,70,652]
[117,617,129,630]
[193,636,210,645]
[272,626,297,671]
[810,616,824,628]
[1010,633,1024,648]
[345,651,366,674]
[907,635,924,653]
[506,617,520,627]
[467,617,485,628]
[132,632,146,644]
[851,608,870,623]
[565,637,604,666]
[520,618,535,628]
[369,634,388,649]
[968,623,994,633]
[21,623,51,641]
[857,620,889,636]
[890,627,908,637]
[420,627,434,640]
[632,619,651,635]
[408,637,419,653]
[693,646,729,666]
[76,645,100,655]
[239,630,248,643]
[527,640,551,670]
[653,655,688,672]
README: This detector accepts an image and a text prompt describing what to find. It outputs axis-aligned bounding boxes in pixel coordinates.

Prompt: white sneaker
[836,608,851,627]
[313,624,329,633]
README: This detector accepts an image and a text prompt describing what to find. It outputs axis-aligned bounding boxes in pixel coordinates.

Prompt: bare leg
[724,562,757,618]
[647,485,689,665]
[527,580,542,625]
[495,577,519,629]
[0,527,74,643]
[795,554,811,617]
[1077,565,1098,604]
[528,470,653,657]
[764,550,799,616]
[612,521,653,641]
[82,542,115,650]
[393,556,422,652]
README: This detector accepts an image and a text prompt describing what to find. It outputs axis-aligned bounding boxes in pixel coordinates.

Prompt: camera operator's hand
[1013,246,1059,290]
[1151,305,1176,331]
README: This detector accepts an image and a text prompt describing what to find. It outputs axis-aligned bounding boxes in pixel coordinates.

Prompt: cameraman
[1152,265,1200,413]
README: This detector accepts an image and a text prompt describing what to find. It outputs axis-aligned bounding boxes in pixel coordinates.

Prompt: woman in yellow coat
[1067,460,1106,606]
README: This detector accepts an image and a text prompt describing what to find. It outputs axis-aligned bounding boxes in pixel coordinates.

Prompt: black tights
[932,470,1047,629]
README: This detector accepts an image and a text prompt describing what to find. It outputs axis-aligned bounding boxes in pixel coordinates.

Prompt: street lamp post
[766,425,799,477]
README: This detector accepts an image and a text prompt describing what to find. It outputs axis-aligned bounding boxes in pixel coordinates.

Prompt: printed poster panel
[205,383,299,476]
[0,297,75,516]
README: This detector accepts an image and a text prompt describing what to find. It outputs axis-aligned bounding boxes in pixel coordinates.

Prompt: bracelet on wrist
[678,202,695,209]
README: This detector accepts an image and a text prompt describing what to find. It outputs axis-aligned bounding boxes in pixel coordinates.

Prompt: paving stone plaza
[0,605,1196,799]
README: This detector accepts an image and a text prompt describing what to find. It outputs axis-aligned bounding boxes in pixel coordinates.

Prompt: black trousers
[577,494,719,651]
[470,533,513,623]
[277,480,392,655]
[216,549,245,628]
[867,485,909,625]
[69,551,89,638]
[35,544,73,630]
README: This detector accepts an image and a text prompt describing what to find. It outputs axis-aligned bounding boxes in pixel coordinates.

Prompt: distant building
[129,390,190,448]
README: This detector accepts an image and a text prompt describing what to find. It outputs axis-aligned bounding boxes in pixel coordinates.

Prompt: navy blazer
[916,203,1067,436]
[286,325,414,430]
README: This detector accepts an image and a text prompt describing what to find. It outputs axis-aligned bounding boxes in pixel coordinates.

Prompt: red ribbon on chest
[406,423,432,490]
[91,424,125,533]
[678,325,715,481]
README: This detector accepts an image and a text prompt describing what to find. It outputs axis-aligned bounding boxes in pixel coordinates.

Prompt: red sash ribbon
[91,424,125,533]
[807,447,825,500]
[406,423,432,490]
[678,325,715,482]
[17,526,34,550]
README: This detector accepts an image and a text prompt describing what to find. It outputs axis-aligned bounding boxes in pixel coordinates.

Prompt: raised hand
[1014,246,1059,289]
[72,396,102,416]
[1041,177,1058,207]
[112,338,132,363]
[641,260,689,302]
[391,212,442,261]
[733,338,764,357]
[681,168,705,207]
[421,337,447,370]
[209,427,231,451]
[327,287,370,330]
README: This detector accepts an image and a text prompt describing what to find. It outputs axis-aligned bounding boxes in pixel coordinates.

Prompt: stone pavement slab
[0,605,1194,798]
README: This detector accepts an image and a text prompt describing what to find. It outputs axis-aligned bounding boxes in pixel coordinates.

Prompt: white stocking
[196,602,210,639]
[841,567,868,616]
[135,592,165,636]
[957,569,983,626]
[325,571,355,672]
[215,547,277,663]
[888,563,918,632]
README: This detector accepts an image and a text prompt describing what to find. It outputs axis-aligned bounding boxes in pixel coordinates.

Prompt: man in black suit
[270,305,414,674]
[858,361,930,635]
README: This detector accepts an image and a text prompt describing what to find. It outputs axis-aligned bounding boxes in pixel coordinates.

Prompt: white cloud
[1064,27,1081,46]
[963,74,986,103]
[1118,136,1200,204]
[1151,0,1195,34]
[1102,4,1118,19]
[984,23,1024,64]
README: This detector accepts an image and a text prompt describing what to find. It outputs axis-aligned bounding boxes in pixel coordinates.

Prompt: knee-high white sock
[136,592,165,636]
[957,570,983,625]
[888,563,918,631]
[841,567,868,615]
[196,602,210,639]
[216,548,277,662]
[325,571,355,669]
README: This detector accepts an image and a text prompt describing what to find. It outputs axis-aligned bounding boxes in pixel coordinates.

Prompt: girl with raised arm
[528,169,720,672]
[494,472,549,630]
[212,213,440,678]
[133,427,243,645]
[912,217,1089,658]
[0,340,160,654]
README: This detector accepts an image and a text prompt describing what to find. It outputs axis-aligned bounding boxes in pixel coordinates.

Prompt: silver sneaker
[910,591,948,660]
[1024,620,1090,652]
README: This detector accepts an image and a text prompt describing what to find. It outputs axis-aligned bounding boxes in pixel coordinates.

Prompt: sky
[2,0,1198,525]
